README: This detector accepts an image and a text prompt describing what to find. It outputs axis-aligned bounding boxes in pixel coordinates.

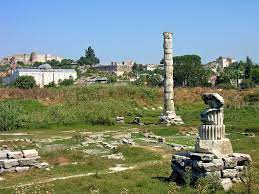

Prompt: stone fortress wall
[2,52,63,65]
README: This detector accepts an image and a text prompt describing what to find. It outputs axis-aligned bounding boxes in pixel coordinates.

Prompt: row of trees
[216,57,259,89]
[133,55,212,87]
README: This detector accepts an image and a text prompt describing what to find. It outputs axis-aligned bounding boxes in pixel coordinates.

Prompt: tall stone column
[163,32,175,118]
[160,32,183,125]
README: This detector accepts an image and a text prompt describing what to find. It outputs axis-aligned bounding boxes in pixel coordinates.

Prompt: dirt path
[1,160,163,189]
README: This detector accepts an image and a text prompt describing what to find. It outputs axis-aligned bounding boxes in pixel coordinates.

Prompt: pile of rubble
[171,152,252,191]
[0,149,48,174]
[144,132,165,143]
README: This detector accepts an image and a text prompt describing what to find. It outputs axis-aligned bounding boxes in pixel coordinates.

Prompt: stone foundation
[159,115,184,125]
[171,152,252,191]
[0,149,49,174]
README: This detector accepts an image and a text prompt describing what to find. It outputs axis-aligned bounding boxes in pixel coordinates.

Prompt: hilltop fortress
[1,52,63,65]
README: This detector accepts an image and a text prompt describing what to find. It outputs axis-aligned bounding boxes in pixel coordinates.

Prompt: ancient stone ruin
[0,149,48,174]
[171,93,252,191]
[195,93,233,158]
[159,32,183,125]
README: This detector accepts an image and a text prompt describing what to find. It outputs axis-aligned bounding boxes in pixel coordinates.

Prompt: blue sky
[1,0,258,64]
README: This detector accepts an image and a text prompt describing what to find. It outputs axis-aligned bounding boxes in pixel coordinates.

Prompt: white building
[2,64,77,88]
[205,57,236,74]
[216,57,236,69]
[143,64,163,71]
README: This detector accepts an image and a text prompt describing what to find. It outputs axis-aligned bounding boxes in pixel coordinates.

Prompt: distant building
[143,64,163,71]
[93,60,135,76]
[216,57,236,69]
[86,76,108,85]
[1,52,63,65]
[2,64,77,88]
[205,57,236,73]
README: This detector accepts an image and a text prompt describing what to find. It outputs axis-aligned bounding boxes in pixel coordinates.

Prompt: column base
[159,114,184,125]
[195,138,233,158]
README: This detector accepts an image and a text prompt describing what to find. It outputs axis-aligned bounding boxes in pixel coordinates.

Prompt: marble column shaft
[163,32,176,118]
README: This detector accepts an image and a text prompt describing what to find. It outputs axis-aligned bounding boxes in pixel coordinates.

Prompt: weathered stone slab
[221,178,233,191]
[235,165,245,171]
[193,159,224,172]
[33,162,49,169]
[195,139,233,158]
[4,167,16,173]
[232,153,252,165]
[222,169,238,178]
[15,166,30,172]
[22,149,38,158]
[2,159,19,169]
[172,154,191,167]
[190,152,214,162]
[18,158,37,166]
[0,151,8,160]
[7,151,23,159]
[223,157,237,168]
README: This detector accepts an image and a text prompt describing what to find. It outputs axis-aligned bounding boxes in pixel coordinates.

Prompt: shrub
[217,83,236,90]
[0,102,22,131]
[240,163,257,194]
[240,79,256,89]
[14,76,36,89]
[244,92,259,104]
[195,173,223,194]
[45,81,57,88]
[59,78,74,86]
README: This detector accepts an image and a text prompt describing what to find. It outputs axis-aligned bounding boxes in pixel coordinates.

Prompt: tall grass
[0,84,258,130]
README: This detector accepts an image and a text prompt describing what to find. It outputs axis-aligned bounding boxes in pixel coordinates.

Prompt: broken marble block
[7,151,23,159]
[15,166,30,172]
[22,149,38,158]
[18,158,37,166]
[115,116,125,123]
[0,150,8,160]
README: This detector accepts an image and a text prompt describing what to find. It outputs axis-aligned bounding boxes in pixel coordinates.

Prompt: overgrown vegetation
[216,57,259,89]
[0,102,21,131]
[0,85,258,131]
[14,75,36,89]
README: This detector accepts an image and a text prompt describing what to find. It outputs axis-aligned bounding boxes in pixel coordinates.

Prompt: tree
[251,67,259,84]
[132,63,144,74]
[14,76,36,89]
[77,46,100,66]
[173,55,211,87]
[147,73,163,87]
[244,56,253,79]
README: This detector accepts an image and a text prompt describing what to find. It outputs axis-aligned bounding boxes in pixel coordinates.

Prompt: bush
[45,81,57,88]
[14,76,36,89]
[217,83,236,90]
[244,92,259,104]
[0,102,22,131]
[195,173,223,194]
[59,78,74,86]
[240,79,256,89]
